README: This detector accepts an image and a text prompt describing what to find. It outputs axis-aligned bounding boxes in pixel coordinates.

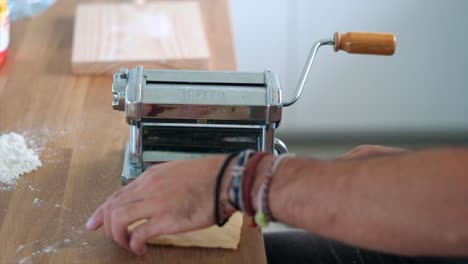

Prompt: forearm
[253,148,468,256]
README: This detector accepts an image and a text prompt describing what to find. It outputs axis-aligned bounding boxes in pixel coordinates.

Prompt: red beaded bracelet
[242,152,269,218]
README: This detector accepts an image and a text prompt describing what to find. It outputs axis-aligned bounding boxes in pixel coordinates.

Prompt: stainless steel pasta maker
[112,32,396,184]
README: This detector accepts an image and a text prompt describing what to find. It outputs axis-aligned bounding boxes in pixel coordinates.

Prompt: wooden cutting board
[72,1,210,74]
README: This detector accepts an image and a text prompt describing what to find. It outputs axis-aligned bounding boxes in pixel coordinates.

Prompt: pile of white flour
[0,132,42,185]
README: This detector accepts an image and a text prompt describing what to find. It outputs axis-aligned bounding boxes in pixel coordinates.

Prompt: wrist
[219,152,275,220]
[269,157,328,226]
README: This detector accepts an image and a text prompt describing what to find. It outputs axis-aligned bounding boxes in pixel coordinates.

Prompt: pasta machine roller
[112,32,396,184]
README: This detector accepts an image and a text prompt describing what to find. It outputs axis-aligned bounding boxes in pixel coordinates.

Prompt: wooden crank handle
[334,32,396,55]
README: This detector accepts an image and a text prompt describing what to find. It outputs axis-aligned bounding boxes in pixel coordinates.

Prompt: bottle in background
[0,0,9,66]
[8,0,55,21]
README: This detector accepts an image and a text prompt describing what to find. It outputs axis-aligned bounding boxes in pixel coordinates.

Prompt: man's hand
[86,155,235,255]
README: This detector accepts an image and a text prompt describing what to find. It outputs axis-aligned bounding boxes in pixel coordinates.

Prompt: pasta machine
[112,32,396,184]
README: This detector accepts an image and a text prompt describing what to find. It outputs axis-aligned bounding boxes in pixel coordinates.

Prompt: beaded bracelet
[229,150,247,210]
[255,153,295,227]
[229,149,254,212]
[214,152,239,227]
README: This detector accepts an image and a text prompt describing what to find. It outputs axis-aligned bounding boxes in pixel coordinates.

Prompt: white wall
[229,0,468,138]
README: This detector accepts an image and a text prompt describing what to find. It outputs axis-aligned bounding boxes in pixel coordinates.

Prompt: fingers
[84,158,219,256]
[129,217,175,256]
[86,179,165,251]
[86,178,147,232]
[86,205,103,230]
[86,188,124,231]
[103,203,114,240]
[102,193,154,242]
[110,197,160,250]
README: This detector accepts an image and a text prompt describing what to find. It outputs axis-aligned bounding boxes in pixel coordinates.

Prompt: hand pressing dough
[127,212,243,249]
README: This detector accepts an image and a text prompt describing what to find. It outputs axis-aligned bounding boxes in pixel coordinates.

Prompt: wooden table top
[0,0,267,263]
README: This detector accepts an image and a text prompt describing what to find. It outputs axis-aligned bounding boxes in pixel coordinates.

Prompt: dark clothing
[264,231,468,264]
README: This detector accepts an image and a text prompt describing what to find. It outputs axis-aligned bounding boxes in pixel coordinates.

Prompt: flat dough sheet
[128,212,243,249]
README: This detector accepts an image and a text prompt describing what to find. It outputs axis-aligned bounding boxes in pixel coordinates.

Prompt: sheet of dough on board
[128,212,243,249]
